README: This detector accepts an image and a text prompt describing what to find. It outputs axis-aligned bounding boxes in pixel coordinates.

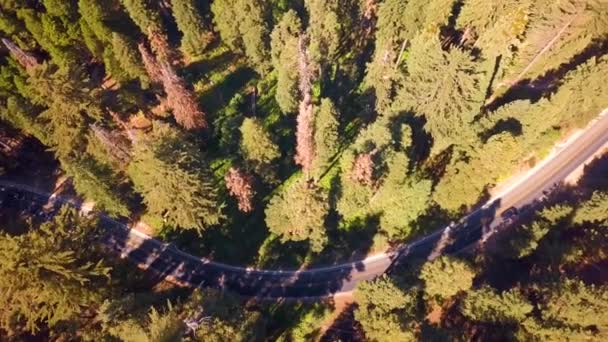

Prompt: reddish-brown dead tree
[294,35,315,176]
[351,152,375,186]
[1,38,39,70]
[224,167,256,213]
[138,43,207,130]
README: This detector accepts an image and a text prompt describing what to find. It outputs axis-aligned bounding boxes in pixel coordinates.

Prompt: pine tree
[171,0,212,58]
[573,191,608,225]
[270,10,302,113]
[305,0,341,66]
[62,155,131,217]
[542,278,608,331]
[0,95,47,144]
[111,32,149,85]
[109,305,185,342]
[24,64,103,159]
[121,0,174,61]
[16,9,81,69]
[460,286,533,323]
[354,276,418,341]
[239,117,280,172]
[371,153,432,238]
[311,98,340,179]
[238,0,271,73]
[420,256,475,301]
[457,0,531,59]
[395,33,485,154]
[0,206,110,334]
[496,0,608,90]
[265,178,329,252]
[211,0,271,73]
[128,123,223,232]
[120,0,163,35]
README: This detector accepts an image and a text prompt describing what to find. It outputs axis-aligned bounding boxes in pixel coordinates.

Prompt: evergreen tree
[499,0,608,87]
[0,207,109,334]
[62,155,131,217]
[16,9,81,69]
[354,276,418,341]
[420,256,475,301]
[395,33,485,154]
[371,153,432,238]
[120,0,163,35]
[311,98,340,179]
[109,305,185,342]
[542,278,608,332]
[171,0,212,58]
[224,167,256,213]
[211,0,271,73]
[24,64,103,159]
[270,10,302,113]
[239,117,281,172]
[265,178,329,252]
[336,149,375,223]
[111,32,150,85]
[461,286,533,323]
[305,0,341,66]
[457,0,531,61]
[573,190,608,225]
[128,123,223,232]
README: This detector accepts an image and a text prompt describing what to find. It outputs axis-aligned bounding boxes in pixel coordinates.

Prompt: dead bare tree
[1,38,39,70]
[351,152,375,186]
[138,43,207,130]
[294,35,315,176]
[90,123,132,166]
[224,167,255,213]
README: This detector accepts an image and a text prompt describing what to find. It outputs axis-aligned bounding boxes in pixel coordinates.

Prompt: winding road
[1,109,607,299]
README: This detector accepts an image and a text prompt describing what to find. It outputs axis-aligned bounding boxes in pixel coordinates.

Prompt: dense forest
[0,0,607,340]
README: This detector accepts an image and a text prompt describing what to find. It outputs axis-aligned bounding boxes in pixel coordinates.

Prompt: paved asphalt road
[1,109,607,298]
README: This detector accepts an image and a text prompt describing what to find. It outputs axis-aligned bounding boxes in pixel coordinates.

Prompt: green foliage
[286,304,330,341]
[62,155,131,217]
[0,95,47,143]
[548,55,608,128]
[270,10,301,113]
[240,117,281,168]
[372,153,432,238]
[211,0,271,73]
[336,149,375,222]
[16,8,81,68]
[188,289,265,341]
[0,207,109,334]
[503,0,608,82]
[311,98,340,179]
[457,0,531,60]
[120,0,163,34]
[25,64,103,159]
[171,0,211,57]
[265,178,329,252]
[461,286,533,323]
[354,276,418,342]
[420,256,475,301]
[573,190,608,225]
[109,305,185,342]
[111,32,149,84]
[395,33,485,153]
[305,0,341,65]
[542,278,608,331]
[128,123,223,232]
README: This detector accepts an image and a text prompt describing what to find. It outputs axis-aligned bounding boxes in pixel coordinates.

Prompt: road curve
[1,109,607,298]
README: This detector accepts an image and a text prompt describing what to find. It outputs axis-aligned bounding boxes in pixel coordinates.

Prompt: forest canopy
[0,0,607,340]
